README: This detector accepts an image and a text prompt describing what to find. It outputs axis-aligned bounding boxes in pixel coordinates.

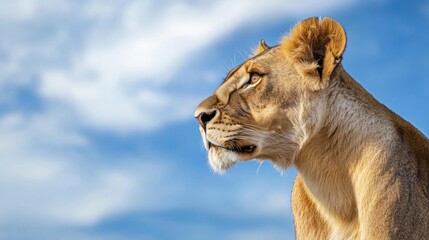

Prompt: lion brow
[222,45,279,83]
[223,64,243,83]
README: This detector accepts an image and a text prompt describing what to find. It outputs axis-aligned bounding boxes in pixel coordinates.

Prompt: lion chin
[206,141,258,173]
[207,147,238,173]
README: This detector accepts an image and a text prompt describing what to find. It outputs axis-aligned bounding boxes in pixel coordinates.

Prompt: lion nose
[195,110,217,129]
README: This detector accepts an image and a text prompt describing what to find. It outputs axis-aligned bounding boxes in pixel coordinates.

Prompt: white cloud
[46,170,135,225]
[0,0,357,132]
[29,0,355,133]
[0,112,173,227]
[0,0,59,22]
[237,186,291,216]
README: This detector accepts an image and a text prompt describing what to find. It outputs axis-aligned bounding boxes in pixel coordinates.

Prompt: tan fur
[194,17,429,239]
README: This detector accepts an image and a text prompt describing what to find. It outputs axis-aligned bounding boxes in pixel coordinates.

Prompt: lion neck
[291,65,391,226]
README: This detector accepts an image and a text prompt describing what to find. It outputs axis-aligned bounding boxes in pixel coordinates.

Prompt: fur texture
[194,17,429,239]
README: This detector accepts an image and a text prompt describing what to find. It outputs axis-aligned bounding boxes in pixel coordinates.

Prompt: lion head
[194,17,347,172]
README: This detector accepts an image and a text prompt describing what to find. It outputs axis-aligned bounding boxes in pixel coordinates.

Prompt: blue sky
[0,0,428,239]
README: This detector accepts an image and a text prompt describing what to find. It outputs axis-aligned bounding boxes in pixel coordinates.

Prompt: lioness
[194,17,429,239]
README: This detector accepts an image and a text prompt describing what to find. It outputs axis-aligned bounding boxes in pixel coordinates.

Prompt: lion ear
[253,39,270,56]
[281,17,347,90]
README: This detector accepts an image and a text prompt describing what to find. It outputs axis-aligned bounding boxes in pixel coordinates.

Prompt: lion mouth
[209,142,256,154]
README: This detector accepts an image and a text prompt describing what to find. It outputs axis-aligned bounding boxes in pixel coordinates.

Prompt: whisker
[256,161,264,175]
[238,49,247,62]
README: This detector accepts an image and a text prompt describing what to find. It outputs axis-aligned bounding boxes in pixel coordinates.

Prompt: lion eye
[243,72,261,88]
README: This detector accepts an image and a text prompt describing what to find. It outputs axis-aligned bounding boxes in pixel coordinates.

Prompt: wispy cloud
[0,112,173,227]
[1,0,355,132]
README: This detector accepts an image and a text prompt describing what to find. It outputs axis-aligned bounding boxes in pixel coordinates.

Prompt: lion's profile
[194,17,429,239]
